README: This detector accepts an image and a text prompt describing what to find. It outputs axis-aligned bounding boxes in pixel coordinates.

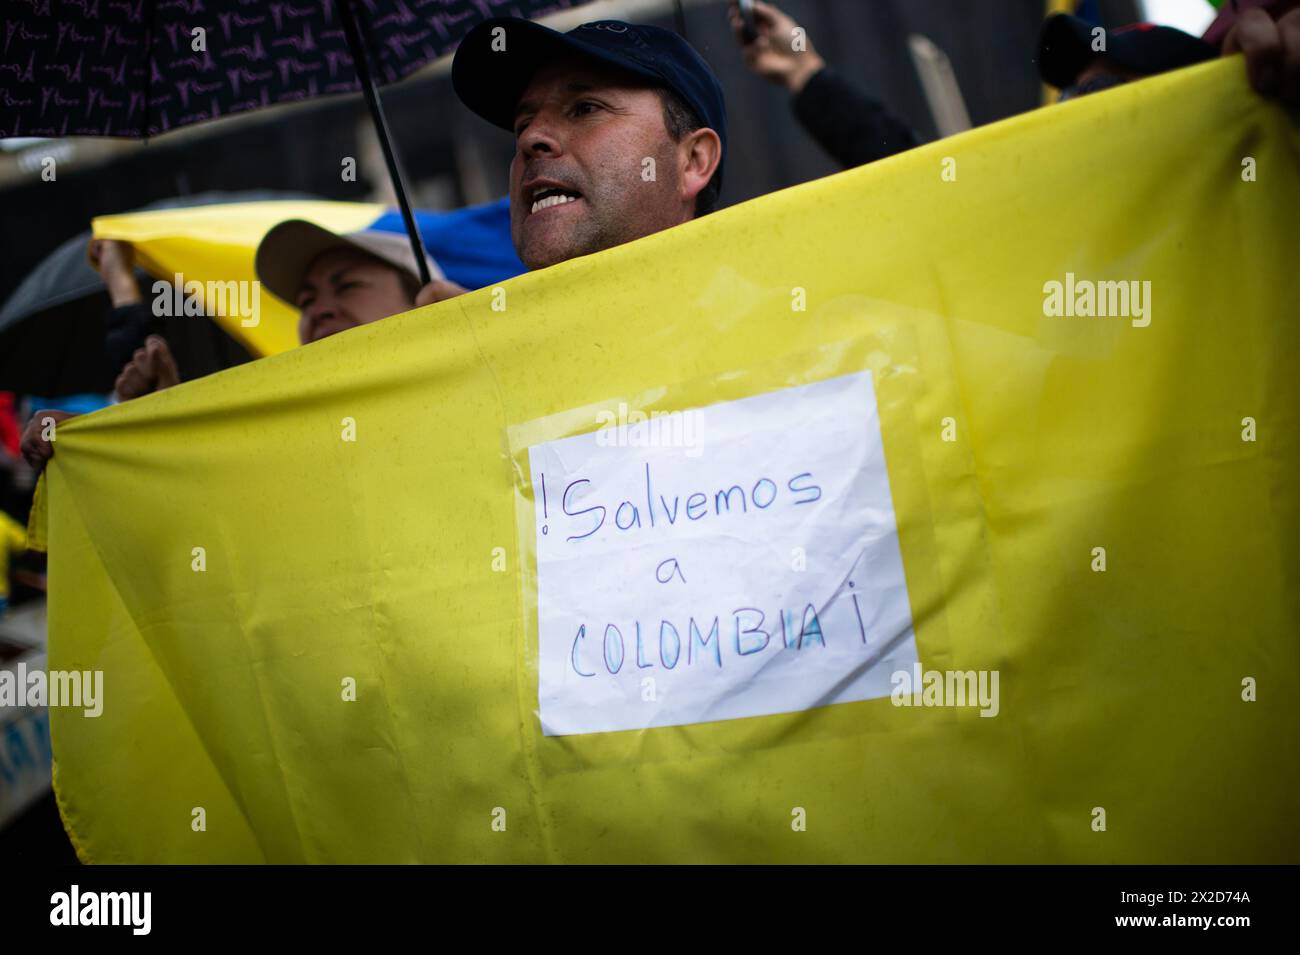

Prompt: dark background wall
[0,0,1140,308]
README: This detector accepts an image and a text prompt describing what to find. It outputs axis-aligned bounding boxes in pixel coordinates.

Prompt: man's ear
[679,127,722,207]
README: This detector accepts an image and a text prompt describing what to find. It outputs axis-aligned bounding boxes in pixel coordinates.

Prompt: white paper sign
[527,371,917,736]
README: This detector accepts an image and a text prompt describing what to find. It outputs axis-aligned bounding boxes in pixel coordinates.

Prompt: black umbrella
[0,192,317,396]
[0,0,589,287]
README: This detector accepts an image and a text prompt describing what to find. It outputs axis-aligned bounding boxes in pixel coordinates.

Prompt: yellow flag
[92,201,383,358]
[42,59,1299,862]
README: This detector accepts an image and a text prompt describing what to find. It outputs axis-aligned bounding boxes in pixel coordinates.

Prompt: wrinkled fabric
[39,58,1299,862]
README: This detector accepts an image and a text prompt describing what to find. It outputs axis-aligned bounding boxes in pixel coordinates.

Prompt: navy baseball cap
[452,17,727,186]
[1038,14,1217,88]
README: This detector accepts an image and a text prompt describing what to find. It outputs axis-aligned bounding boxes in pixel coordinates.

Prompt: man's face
[295,248,413,345]
[509,56,694,270]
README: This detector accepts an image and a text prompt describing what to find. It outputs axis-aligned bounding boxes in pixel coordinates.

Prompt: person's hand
[88,238,134,276]
[1223,2,1300,105]
[115,335,181,401]
[88,238,143,307]
[415,278,469,308]
[729,0,826,94]
[20,410,75,473]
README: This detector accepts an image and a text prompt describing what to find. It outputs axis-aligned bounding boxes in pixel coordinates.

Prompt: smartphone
[738,0,758,42]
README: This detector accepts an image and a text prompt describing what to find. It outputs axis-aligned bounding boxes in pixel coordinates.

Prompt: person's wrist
[786,53,825,95]
[105,272,142,307]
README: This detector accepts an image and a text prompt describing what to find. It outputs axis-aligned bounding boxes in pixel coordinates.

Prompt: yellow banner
[43,58,1300,862]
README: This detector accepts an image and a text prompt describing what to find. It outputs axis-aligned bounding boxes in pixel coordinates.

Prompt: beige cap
[255,219,443,305]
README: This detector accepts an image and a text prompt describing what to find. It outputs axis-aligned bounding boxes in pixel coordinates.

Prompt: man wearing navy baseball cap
[1039,14,1219,99]
[444,17,726,274]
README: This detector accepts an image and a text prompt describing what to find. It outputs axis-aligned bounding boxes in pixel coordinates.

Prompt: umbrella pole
[338,0,433,287]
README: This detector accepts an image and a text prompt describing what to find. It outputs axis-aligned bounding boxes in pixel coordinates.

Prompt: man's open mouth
[529,186,583,215]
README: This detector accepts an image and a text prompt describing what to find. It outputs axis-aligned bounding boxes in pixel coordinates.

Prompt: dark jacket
[792,66,920,169]
[104,301,159,376]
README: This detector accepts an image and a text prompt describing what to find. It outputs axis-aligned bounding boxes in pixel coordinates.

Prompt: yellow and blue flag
[92,197,524,357]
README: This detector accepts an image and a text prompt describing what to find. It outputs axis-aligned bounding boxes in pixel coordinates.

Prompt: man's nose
[519,115,563,159]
